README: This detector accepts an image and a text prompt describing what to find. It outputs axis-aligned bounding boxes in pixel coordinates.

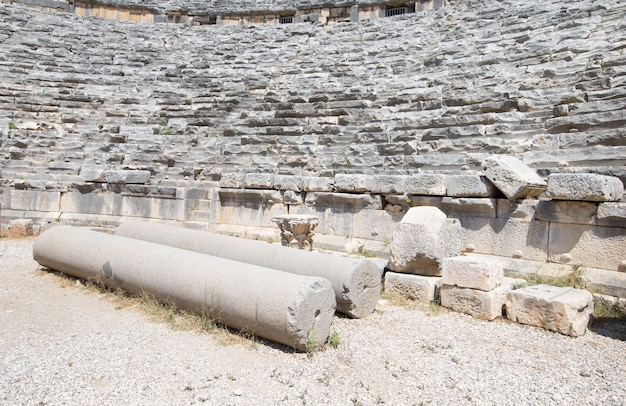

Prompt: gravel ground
[1,237,625,406]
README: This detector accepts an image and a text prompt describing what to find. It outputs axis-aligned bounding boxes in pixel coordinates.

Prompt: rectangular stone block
[334,174,373,193]
[384,272,442,303]
[10,190,60,212]
[505,284,593,337]
[121,196,185,221]
[302,176,334,192]
[403,174,446,196]
[442,256,503,291]
[243,173,275,189]
[304,192,383,210]
[60,191,123,215]
[273,175,302,192]
[535,200,597,225]
[217,189,287,227]
[445,174,498,197]
[483,155,546,199]
[546,173,623,202]
[104,170,151,184]
[548,223,626,271]
[458,217,548,261]
[352,208,403,242]
[441,277,527,321]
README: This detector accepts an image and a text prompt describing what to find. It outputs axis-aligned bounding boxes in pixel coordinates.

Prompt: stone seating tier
[1,0,625,185]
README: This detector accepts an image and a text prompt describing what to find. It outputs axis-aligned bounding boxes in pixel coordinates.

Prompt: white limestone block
[505,284,593,337]
[441,277,527,321]
[546,173,623,202]
[441,256,503,291]
[384,272,442,303]
[482,155,546,199]
[388,207,461,276]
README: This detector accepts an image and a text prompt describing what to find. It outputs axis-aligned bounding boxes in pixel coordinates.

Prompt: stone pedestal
[271,214,320,251]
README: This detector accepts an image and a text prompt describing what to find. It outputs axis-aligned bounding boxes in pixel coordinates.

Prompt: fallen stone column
[33,226,335,352]
[115,221,382,319]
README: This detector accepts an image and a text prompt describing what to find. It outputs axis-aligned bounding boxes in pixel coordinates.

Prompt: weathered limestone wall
[0,0,625,296]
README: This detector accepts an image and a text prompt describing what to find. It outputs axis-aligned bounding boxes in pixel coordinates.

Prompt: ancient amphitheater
[1,0,625,296]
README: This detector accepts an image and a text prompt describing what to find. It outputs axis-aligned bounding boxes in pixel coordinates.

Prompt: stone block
[219,172,245,188]
[597,202,626,227]
[535,200,597,225]
[441,256,503,291]
[334,174,373,193]
[351,208,403,242]
[384,272,442,303]
[10,190,60,212]
[302,177,334,192]
[505,284,593,337]
[304,192,383,210]
[243,173,275,189]
[79,165,106,182]
[403,174,447,196]
[483,155,546,199]
[546,173,623,202]
[445,174,498,197]
[60,191,123,215]
[273,175,302,192]
[548,223,626,270]
[217,189,287,227]
[388,207,461,276]
[441,277,527,321]
[104,170,151,184]
[9,219,33,237]
[121,196,184,221]
[496,199,538,220]
[458,217,548,261]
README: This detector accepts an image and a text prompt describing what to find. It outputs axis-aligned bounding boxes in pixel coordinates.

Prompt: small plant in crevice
[328,330,340,349]
[305,325,317,357]
[8,122,18,130]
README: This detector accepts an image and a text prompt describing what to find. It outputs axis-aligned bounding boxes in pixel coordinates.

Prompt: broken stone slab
[505,284,593,337]
[482,155,547,199]
[384,272,442,304]
[441,256,503,291]
[440,277,528,321]
[33,226,336,352]
[8,219,33,237]
[116,221,382,319]
[387,206,461,276]
[545,173,624,202]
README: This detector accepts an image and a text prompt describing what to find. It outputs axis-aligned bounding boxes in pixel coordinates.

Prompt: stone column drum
[33,226,336,352]
[115,221,383,318]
